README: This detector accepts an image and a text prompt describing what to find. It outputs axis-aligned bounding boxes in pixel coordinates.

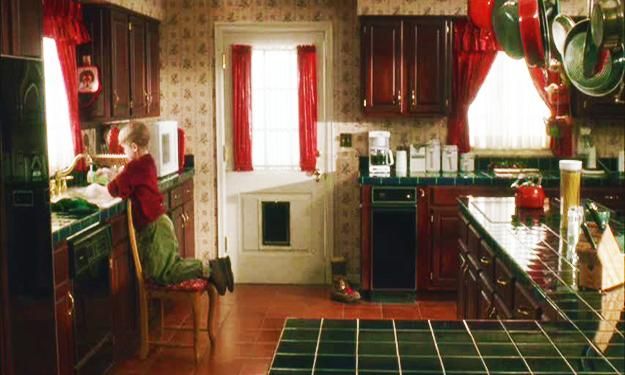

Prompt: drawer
[161,192,170,211]
[467,224,481,258]
[170,184,185,208]
[478,272,495,319]
[53,242,69,287]
[458,237,469,256]
[513,283,542,320]
[431,187,470,206]
[494,294,513,319]
[109,214,128,245]
[478,240,496,278]
[494,258,515,310]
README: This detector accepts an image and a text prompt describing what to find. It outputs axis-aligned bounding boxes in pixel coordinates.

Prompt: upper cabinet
[78,5,160,123]
[0,0,43,58]
[361,16,452,116]
[570,88,625,120]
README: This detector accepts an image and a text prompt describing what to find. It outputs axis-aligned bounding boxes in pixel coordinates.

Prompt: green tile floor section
[269,319,623,374]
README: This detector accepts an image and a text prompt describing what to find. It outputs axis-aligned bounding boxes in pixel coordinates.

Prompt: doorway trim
[214,22,335,282]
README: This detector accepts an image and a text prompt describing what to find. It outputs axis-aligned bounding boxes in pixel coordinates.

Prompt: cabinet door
[146,20,160,117]
[571,89,625,119]
[457,248,467,319]
[110,241,137,359]
[129,16,147,118]
[361,17,403,114]
[55,285,75,375]
[0,0,42,58]
[430,207,459,290]
[183,200,195,259]
[110,10,131,118]
[404,18,450,114]
[465,266,479,319]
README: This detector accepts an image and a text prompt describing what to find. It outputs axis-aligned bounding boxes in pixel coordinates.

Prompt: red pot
[468,0,497,32]
[515,184,546,209]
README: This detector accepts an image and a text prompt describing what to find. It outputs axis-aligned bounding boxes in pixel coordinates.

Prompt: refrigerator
[1,56,58,374]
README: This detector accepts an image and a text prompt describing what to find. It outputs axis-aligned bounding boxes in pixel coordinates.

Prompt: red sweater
[107,154,164,231]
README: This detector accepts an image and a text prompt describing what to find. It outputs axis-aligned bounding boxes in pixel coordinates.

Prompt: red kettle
[512,175,545,209]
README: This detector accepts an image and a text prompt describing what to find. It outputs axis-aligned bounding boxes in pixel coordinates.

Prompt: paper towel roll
[396,150,407,177]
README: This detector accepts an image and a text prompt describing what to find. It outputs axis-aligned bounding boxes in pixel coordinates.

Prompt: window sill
[470,148,553,158]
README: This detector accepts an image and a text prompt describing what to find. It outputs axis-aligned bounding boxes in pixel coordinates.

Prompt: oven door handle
[68,291,75,317]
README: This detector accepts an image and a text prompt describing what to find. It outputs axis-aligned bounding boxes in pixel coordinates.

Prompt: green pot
[492,0,525,59]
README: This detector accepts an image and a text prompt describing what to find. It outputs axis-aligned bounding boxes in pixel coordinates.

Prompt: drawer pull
[185,189,191,194]
[516,306,530,317]
[480,256,491,265]
[67,291,75,317]
[496,278,509,286]
[173,194,180,201]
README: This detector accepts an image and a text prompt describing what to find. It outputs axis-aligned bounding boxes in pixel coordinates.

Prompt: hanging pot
[468,0,497,32]
[552,14,576,58]
[519,0,551,67]
[492,0,525,59]
[591,0,624,50]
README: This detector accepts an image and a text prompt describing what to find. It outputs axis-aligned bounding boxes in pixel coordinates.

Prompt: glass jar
[559,160,582,229]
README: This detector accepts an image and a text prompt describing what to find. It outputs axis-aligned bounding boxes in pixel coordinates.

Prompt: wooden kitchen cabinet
[79,4,160,123]
[360,16,451,116]
[404,18,451,114]
[571,88,625,120]
[168,179,195,259]
[53,242,74,375]
[429,207,459,289]
[0,0,42,58]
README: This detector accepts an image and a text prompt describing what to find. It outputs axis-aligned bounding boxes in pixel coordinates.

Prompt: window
[468,52,550,150]
[43,37,75,175]
[251,47,299,170]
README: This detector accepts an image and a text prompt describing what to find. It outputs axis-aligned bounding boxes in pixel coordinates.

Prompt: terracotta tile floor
[112,285,457,375]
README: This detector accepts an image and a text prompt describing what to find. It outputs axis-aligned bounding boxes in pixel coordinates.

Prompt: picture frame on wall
[77,66,100,94]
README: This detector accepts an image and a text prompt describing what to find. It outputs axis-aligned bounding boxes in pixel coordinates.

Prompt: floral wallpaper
[80,0,165,20]
[110,0,622,279]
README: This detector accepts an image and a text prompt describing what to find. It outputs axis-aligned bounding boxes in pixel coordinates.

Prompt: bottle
[87,165,95,184]
[559,160,582,230]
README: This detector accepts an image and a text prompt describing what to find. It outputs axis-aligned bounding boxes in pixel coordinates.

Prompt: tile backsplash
[108,0,622,279]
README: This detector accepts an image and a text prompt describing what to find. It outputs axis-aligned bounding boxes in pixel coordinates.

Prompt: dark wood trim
[360,185,372,291]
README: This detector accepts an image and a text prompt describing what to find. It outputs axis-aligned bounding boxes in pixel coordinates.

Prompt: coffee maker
[368,131,394,177]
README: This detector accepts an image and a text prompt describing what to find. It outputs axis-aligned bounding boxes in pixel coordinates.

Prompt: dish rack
[93,154,128,168]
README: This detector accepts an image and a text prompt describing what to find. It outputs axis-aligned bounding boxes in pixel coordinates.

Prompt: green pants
[137,214,203,285]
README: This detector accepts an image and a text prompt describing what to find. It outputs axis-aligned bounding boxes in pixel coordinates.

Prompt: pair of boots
[331,276,361,303]
[202,255,234,296]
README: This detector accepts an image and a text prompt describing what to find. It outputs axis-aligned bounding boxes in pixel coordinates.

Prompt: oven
[68,224,114,375]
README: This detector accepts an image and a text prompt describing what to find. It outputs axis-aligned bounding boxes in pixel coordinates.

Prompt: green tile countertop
[51,168,194,247]
[359,170,625,187]
[270,318,624,374]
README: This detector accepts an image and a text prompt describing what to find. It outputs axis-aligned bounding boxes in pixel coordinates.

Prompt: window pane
[43,37,75,175]
[251,47,299,169]
[468,52,550,150]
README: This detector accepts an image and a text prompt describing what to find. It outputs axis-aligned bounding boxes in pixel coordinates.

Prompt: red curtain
[447,20,498,153]
[528,66,574,157]
[43,0,90,169]
[232,44,253,171]
[297,45,319,172]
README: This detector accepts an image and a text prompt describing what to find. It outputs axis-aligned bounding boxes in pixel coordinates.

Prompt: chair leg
[191,294,200,364]
[206,283,217,344]
[138,290,150,359]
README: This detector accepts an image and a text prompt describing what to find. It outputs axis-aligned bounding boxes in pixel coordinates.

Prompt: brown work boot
[208,259,227,296]
[330,277,361,303]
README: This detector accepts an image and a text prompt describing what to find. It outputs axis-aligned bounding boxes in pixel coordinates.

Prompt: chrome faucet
[50,153,93,197]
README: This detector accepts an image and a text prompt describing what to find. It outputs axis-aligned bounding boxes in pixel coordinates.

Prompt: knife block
[576,222,625,291]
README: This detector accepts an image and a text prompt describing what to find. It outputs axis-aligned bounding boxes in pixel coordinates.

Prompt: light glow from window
[43,37,75,176]
[251,47,299,170]
[468,52,550,150]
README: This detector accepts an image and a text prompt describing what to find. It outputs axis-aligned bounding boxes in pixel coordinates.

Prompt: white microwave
[148,120,179,177]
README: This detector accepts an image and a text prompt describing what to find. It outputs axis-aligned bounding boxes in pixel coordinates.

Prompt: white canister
[619,150,625,173]
[460,153,475,172]
[426,139,441,173]
[395,150,407,177]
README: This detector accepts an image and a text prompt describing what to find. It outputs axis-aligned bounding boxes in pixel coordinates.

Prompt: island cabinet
[0,0,42,58]
[360,16,451,116]
[78,4,160,123]
[53,242,75,375]
[457,211,547,321]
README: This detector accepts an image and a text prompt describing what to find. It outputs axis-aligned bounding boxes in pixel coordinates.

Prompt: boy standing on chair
[100,122,232,294]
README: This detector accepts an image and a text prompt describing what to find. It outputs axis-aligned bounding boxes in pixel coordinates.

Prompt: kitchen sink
[492,167,541,178]
[51,183,122,210]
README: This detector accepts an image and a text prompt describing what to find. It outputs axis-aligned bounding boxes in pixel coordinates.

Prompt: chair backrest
[127,200,146,290]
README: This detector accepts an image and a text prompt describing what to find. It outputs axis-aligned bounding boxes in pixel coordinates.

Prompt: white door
[215,24,334,284]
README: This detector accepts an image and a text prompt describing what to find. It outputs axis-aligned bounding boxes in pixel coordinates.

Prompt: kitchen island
[269,196,624,374]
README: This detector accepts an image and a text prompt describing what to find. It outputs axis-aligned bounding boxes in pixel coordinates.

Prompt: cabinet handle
[113,91,120,108]
[516,306,530,317]
[67,291,75,317]
[603,195,616,200]
[479,256,491,265]
[496,278,509,286]
[185,189,191,195]
[173,194,180,201]
[487,304,497,319]
[396,90,401,106]
[180,213,186,227]
[411,89,416,107]
[418,188,425,198]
